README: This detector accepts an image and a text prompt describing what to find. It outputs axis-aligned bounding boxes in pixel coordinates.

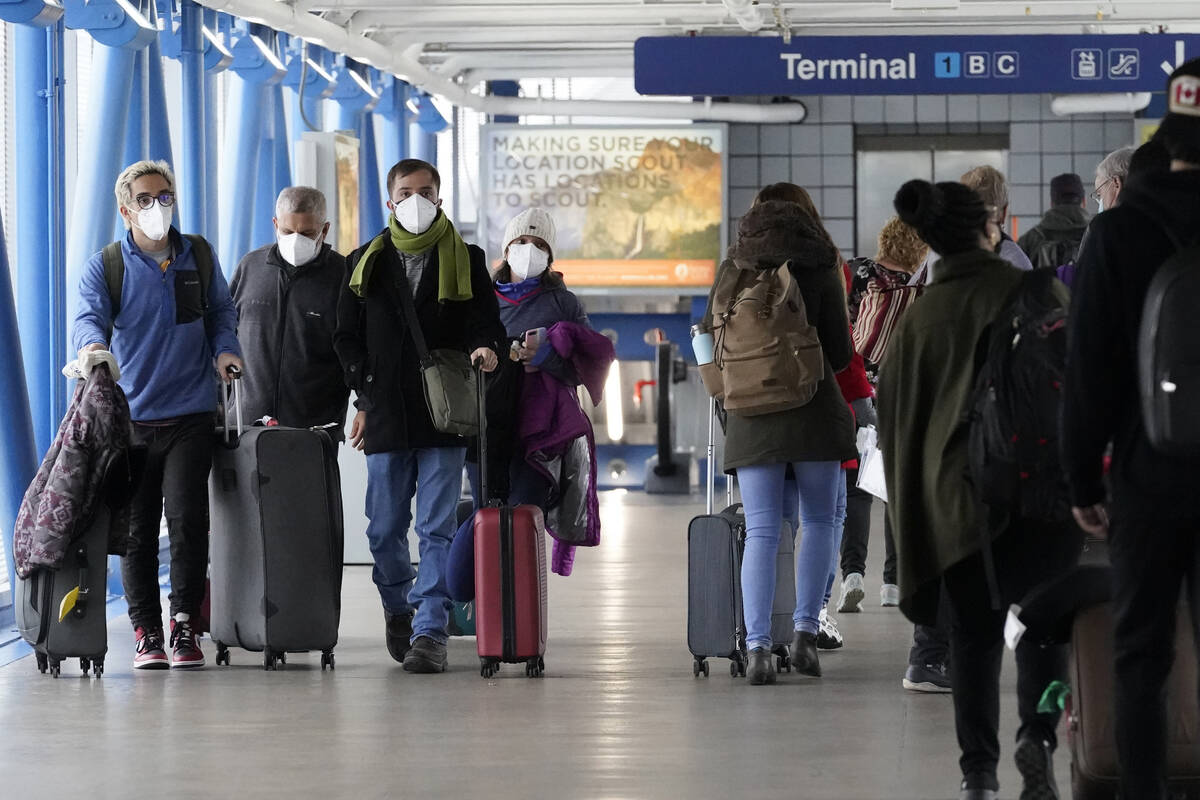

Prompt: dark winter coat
[706,202,857,471]
[1063,168,1200,518]
[230,243,349,433]
[334,233,505,455]
[875,249,1069,622]
[1017,204,1090,267]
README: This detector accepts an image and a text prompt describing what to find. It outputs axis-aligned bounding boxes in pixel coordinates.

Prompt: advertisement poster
[481,126,726,289]
[334,133,360,256]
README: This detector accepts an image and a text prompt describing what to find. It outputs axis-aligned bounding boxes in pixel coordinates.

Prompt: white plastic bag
[855,425,888,503]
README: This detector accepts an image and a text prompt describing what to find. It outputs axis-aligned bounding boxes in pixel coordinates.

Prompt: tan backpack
[699,260,825,417]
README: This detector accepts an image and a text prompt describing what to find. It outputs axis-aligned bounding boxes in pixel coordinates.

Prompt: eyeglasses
[134,191,176,210]
[1089,177,1115,202]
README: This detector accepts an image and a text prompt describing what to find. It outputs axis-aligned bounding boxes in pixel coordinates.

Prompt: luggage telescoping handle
[474,357,490,505]
[223,364,243,444]
[706,397,716,515]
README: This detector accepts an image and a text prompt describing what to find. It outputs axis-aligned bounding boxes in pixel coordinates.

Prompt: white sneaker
[816,607,844,650]
[880,583,900,607]
[838,572,865,613]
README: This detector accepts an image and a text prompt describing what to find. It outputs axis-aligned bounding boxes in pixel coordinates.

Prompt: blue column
[272,88,292,189]
[377,78,409,172]
[360,114,384,238]
[204,73,219,247]
[15,24,54,455]
[146,37,173,165]
[218,75,265,274]
[0,213,39,600]
[115,45,149,241]
[179,0,206,234]
[65,45,134,336]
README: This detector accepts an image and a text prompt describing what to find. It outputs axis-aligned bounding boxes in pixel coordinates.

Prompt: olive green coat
[706,258,857,472]
[876,249,1068,623]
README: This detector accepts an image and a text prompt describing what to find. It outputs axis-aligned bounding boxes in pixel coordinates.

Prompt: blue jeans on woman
[781,473,849,613]
[740,460,845,650]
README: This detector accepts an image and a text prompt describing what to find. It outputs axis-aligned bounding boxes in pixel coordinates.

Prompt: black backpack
[1030,235,1081,272]
[966,269,1071,522]
[1138,234,1200,455]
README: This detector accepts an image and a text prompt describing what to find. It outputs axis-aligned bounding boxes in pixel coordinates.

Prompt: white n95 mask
[508,243,550,281]
[135,202,173,241]
[277,231,322,267]
[394,194,438,235]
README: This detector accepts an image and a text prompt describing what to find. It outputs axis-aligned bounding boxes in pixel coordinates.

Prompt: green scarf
[349,211,473,302]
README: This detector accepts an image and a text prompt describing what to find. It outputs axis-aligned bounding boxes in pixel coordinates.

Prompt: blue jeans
[365,447,465,645]
[740,461,844,649]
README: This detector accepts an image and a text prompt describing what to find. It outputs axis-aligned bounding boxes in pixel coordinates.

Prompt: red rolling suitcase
[472,361,548,678]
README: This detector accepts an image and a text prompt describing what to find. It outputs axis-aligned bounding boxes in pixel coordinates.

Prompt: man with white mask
[230,186,348,434]
[73,160,241,670]
[336,158,504,673]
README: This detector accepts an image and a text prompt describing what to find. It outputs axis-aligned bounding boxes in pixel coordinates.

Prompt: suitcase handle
[72,543,89,619]
[222,365,244,445]
[474,357,493,506]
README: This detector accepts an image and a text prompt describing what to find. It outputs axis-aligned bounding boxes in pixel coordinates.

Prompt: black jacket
[1062,169,1200,516]
[230,243,349,434]
[334,233,504,454]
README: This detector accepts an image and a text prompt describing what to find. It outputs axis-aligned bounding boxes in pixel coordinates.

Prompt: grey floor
[0,493,1067,799]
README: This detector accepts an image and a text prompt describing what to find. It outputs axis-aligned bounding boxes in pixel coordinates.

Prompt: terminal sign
[635,34,1200,96]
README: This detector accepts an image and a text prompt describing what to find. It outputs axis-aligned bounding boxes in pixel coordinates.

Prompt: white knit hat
[502,208,557,258]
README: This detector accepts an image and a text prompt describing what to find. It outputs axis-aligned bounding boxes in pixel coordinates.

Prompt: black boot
[790,631,821,677]
[960,774,999,800]
[384,611,413,663]
[1014,735,1059,800]
[745,647,776,685]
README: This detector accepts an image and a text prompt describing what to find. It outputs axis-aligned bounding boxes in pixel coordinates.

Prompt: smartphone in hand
[523,327,547,372]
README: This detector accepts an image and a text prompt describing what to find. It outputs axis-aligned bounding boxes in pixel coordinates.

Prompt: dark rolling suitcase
[688,399,795,678]
[472,361,548,678]
[209,370,344,671]
[1068,600,1200,799]
[15,507,111,678]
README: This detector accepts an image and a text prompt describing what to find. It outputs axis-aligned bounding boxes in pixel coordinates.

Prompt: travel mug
[691,324,714,365]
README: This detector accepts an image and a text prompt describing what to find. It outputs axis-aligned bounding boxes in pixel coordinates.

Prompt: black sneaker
[745,647,776,685]
[385,611,413,663]
[1014,735,1059,800]
[903,662,952,693]
[402,635,448,673]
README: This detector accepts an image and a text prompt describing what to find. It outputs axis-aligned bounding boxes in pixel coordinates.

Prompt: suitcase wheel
[263,649,278,671]
[35,653,48,674]
[693,658,710,678]
[480,658,500,679]
[49,659,61,679]
[215,643,230,667]
[321,651,335,671]
[524,657,544,678]
[93,659,103,679]
[80,657,90,676]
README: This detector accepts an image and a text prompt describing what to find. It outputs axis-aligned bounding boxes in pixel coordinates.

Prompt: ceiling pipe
[721,0,765,33]
[1050,92,1153,116]
[193,0,808,122]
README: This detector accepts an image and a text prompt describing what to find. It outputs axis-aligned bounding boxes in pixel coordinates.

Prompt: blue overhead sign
[634,34,1199,96]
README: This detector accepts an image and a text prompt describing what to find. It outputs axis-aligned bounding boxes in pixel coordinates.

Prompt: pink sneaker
[133,626,169,670]
[169,615,205,669]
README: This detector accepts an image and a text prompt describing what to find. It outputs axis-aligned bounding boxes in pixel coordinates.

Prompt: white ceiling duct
[1050,92,1153,115]
[194,0,808,122]
[721,0,766,33]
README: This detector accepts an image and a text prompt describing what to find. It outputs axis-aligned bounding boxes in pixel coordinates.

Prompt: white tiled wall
[727,94,1138,258]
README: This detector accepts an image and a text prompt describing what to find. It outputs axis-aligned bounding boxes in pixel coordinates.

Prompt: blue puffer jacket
[72,228,241,422]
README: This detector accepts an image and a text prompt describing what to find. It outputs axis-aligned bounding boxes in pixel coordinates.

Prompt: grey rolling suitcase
[687,399,796,677]
[209,371,344,671]
[16,507,111,678]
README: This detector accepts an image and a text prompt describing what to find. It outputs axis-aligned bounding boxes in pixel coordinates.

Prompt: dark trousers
[1109,509,1200,800]
[838,468,898,584]
[122,414,213,630]
[910,617,951,667]
[942,519,1084,788]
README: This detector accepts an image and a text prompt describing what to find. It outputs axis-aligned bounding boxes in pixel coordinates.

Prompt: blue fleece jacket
[72,229,241,422]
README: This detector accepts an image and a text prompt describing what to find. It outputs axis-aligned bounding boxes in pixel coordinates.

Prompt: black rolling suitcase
[687,399,796,677]
[15,506,111,678]
[209,369,344,670]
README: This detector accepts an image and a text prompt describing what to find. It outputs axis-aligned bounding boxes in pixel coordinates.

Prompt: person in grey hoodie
[229,186,349,434]
[1017,173,1091,269]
